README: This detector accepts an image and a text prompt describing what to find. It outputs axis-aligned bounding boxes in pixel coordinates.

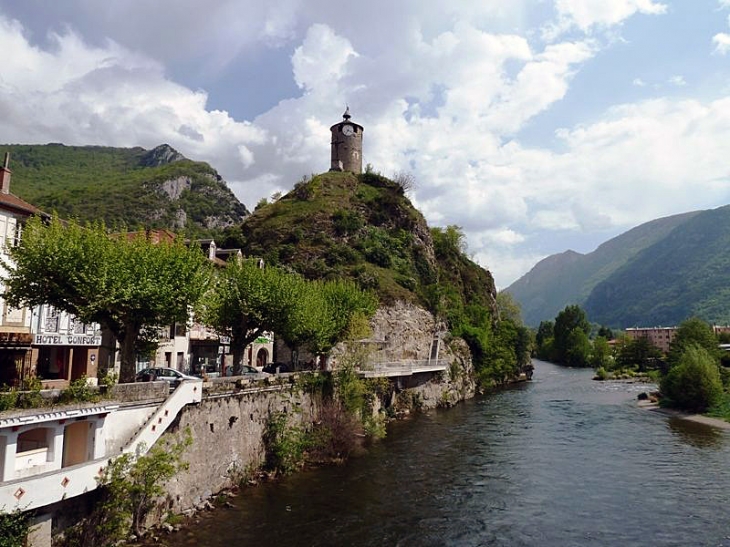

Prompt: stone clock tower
[330,106,363,174]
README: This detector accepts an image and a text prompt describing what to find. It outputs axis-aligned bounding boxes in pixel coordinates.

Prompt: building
[330,106,364,174]
[0,154,46,386]
[625,324,730,354]
[30,306,102,388]
[625,327,676,353]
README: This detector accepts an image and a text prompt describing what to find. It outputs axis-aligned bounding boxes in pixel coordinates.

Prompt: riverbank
[638,401,730,429]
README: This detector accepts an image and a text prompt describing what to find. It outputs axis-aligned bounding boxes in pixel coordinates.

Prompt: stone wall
[162,384,320,512]
[109,381,168,402]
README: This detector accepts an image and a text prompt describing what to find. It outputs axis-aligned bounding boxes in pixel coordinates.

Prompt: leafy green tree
[204,262,377,369]
[5,216,211,383]
[204,259,306,372]
[278,278,377,357]
[597,326,614,340]
[590,336,612,370]
[565,327,592,367]
[660,345,723,412]
[553,305,591,364]
[534,320,554,360]
[431,225,466,258]
[668,317,720,367]
[616,336,663,371]
[496,291,523,325]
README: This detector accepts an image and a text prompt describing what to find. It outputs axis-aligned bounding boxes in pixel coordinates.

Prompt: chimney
[0,153,10,194]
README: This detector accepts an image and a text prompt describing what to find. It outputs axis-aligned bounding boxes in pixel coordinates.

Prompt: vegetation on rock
[227,170,528,387]
[2,143,248,239]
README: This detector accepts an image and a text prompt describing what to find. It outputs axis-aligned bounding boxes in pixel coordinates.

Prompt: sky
[1,1,730,289]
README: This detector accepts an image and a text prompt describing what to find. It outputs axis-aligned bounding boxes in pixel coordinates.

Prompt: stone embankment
[163,301,476,514]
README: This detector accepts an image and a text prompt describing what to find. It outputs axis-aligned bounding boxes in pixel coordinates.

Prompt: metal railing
[358,359,449,377]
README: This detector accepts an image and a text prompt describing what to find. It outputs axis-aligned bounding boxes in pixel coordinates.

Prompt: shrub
[660,345,723,413]
[59,376,100,404]
[263,412,309,475]
[0,507,33,547]
[594,367,609,381]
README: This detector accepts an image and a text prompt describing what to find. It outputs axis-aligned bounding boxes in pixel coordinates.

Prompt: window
[45,307,59,333]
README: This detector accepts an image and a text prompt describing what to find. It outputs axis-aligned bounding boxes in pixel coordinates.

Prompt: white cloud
[291,24,358,92]
[545,0,667,39]
[2,2,728,289]
[713,33,730,55]
[668,75,686,86]
[632,77,646,86]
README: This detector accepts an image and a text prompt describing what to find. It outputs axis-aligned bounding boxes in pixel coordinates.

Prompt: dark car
[262,362,291,374]
[135,367,198,389]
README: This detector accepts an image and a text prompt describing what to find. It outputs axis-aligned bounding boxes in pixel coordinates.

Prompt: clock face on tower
[342,124,354,136]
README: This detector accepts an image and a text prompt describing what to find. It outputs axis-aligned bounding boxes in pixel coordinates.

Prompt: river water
[167,360,730,547]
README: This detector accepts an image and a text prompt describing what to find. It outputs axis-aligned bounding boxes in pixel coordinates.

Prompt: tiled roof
[0,193,43,216]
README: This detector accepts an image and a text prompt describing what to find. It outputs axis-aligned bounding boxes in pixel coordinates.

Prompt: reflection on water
[667,416,725,448]
[163,360,730,547]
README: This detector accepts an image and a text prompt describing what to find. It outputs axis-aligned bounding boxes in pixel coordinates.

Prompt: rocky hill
[505,210,699,326]
[1,143,248,237]
[224,170,498,316]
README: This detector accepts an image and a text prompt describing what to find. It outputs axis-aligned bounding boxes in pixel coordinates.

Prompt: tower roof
[343,105,351,120]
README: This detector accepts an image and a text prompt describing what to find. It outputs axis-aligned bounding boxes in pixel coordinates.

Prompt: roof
[0,192,43,217]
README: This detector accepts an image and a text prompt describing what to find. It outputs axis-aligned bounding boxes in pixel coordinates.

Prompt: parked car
[135,367,198,389]
[241,365,269,377]
[262,362,291,374]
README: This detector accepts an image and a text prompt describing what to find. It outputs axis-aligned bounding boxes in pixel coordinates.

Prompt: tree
[597,326,614,340]
[565,327,591,367]
[5,216,212,382]
[615,336,662,371]
[668,317,720,367]
[660,345,723,412]
[204,261,378,369]
[535,320,554,360]
[553,305,590,364]
[496,291,523,325]
[203,259,305,372]
[274,278,377,359]
[590,336,612,370]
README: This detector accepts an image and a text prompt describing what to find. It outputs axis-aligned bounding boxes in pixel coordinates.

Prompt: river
[165,360,730,546]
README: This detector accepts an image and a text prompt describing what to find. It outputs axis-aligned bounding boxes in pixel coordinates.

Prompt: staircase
[0,380,202,511]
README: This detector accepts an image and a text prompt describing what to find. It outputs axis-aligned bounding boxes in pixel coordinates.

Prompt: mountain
[585,205,730,327]
[223,170,498,313]
[1,143,248,237]
[505,211,700,326]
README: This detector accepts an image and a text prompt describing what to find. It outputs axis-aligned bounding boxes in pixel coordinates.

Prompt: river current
[168,360,730,546]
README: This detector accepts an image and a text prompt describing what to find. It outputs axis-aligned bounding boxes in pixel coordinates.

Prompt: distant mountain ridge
[584,205,730,327]
[1,143,248,237]
[506,210,701,327]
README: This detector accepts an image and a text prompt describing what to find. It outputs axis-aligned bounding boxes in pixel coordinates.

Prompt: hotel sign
[34,334,102,346]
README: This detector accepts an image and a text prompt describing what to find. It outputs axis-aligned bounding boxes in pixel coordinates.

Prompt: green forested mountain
[1,143,248,237]
[584,205,730,327]
[505,211,699,326]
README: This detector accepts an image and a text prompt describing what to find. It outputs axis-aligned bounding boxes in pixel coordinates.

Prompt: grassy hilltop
[224,170,498,316]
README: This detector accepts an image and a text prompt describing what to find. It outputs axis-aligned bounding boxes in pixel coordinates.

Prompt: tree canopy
[203,259,377,371]
[667,317,720,367]
[4,216,212,382]
[552,305,591,365]
[660,346,723,412]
